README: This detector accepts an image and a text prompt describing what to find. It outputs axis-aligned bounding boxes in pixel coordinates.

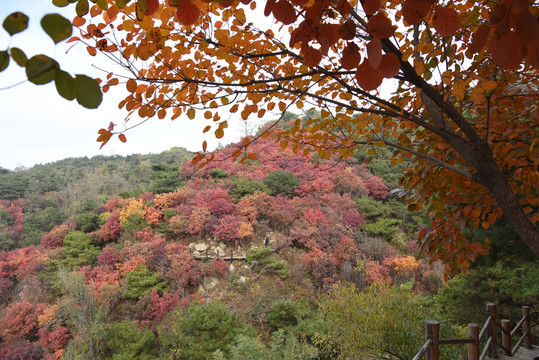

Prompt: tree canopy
[5,0,539,271]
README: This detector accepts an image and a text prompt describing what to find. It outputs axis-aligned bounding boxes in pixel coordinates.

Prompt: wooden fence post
[501,320,511,356]
[487,303,498,359]
[523,306,531,349]
[468,323,479,360]
[426,320,439,360]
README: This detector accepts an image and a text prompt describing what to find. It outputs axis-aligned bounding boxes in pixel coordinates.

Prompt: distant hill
[0,147,192,248]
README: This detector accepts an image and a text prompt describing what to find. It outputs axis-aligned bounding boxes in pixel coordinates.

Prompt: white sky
[0,1,265,170]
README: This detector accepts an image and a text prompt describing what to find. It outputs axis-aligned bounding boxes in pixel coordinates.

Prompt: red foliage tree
[41,224,71,249]
[0,301,47,343]
[212,215,241,242]
[95,212,123,244]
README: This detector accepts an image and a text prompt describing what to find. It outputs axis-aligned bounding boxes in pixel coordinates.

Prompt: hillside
[0,147,191,249]
[0,137,536,359]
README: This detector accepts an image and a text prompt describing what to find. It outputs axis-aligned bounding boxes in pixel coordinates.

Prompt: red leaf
[301,44,322,67]
[341,42,361,70]
[335,0,352,17]
[145,0,159,15]
[272,0,297,25]
[118,134,127,143]
[290,21,316,47]
[488,31,525,69]
[264,0,276,16]
[338,19,356,40]
[377,53,400,78]
[107,122,115,131]
[176,0,200,26]
[362,0,380,15]
[317,23,339,55]
[467,24,491,57]
[432,6,461,37]
[367,38,382,68]
[526,43,539,70]
[367,13,397,39]
[355,60,383,91]
[402,0,433,26]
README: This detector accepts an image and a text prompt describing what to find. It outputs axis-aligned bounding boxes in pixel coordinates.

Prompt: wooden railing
[413,304,533,360]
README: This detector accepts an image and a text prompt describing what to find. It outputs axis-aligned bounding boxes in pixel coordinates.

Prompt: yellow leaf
[187,109,196,120]
[453,80,466,101]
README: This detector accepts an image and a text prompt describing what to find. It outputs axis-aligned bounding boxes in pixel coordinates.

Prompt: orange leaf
[73,16,86,27]
[377,53,400,78]
[176,0,200,26]
[341,42,361,70]
[247,153,257,160]
[96,129,112,149]
[402,0,433,26]
[67,36,81,43]
[157,109,167,119]
[362,0,380,15]
[108,78,119,86]
[338,19,356,40]
[355,60,383,91]
[126,79,137,93]
[202,140,207,152]
[367,38,382,68]
[145,0,159,15]
[367,13,397,39]
[301,44,322,67]
[86,46,97,56]
[488,31,525,70]
[118,134,127,143]
[203,125,211,133]
[467,24,491,57]
[432,6,461,37]
[272,0,297,25]
[232,149,242,158]
[215,128,224,139]
[191,153,204,165]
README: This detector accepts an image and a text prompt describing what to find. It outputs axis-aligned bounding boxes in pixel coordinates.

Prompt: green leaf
[115,0,131,8]
[187,108,196,120]
[138,0,148,13]
[3,12,29,36]
[0,51,9,72]
[76,74,103,109]
[25,55,59,85]
[76,0,90,16]
[55,70,77,100]
[10,47,27,67]
[96,0,109,10]
[41,14,72,44]
[52,0,70,6]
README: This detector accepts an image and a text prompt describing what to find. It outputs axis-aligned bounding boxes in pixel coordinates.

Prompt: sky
[0,1,265,170]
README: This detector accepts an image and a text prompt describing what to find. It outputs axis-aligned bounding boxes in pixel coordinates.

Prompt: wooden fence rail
[413,304,533,360]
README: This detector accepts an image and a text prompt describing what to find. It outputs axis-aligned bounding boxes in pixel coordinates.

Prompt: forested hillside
[0,147,191,250]
[0,137,537,359]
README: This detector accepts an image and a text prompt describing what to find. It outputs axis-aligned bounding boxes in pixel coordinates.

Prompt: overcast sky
[0,1,266,170]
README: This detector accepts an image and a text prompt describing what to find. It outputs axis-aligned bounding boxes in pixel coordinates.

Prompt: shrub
[159,301,256,359]
[105,320,157,360]
[263,170,300,198]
